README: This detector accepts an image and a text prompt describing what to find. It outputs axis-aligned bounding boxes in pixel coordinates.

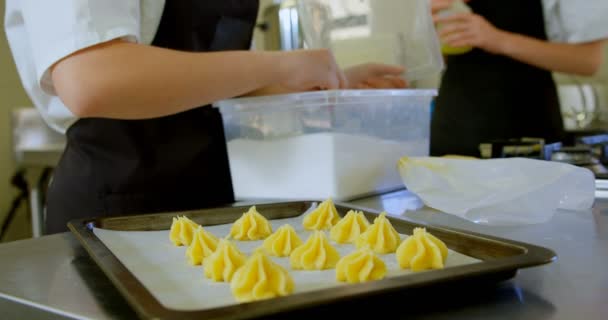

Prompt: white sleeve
[544,0,608,43]
[19,0,142,95]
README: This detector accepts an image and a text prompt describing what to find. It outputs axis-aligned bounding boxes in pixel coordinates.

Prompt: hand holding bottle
[431,0,507,55]
[431,0,473,55]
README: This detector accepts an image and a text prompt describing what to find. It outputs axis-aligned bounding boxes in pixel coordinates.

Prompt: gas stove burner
[479,136,608,178]
[551,145,608,176]
[576,134,608,165]
[479,138,561,160]
[551,146,594,166]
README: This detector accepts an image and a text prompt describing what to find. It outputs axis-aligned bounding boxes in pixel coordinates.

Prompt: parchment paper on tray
[94,206,480,311]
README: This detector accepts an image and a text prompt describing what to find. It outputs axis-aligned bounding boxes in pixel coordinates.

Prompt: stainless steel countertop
[1,190,607,320]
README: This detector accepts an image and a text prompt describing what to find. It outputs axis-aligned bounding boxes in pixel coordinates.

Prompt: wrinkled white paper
[398,157,595,226]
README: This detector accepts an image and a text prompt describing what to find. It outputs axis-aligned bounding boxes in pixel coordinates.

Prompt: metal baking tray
[68,201,556,320]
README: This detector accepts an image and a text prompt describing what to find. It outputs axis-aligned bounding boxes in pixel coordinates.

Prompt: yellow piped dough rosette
[330,210,370,244]
[290,231,340,270]
[229,206,272,241]
[356,212,400,254]
[262,225,303,257]
[186,226,219,266]
[396,228,448,272]
[169,216,200,246]
[336,247,387,283]
[231,251,295,302]
[203,239,247,282]
[303,198,340,230]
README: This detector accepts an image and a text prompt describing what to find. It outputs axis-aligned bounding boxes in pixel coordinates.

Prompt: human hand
[344,63,407,89]
[435,12,507,54]
[278,49,347,91]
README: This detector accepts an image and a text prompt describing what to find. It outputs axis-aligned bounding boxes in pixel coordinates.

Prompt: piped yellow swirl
[330,210,370,244]
[229,206,272,241]
[262,225,303,257]
[356,212,400,254]
[169,216,199,246]
[290,231,340,270]
[336,247,387,283]
[186,226,219,266]
[203,239,247,282]
[396,228,448,271]
[303,198,340,231]
[231,251,294,302]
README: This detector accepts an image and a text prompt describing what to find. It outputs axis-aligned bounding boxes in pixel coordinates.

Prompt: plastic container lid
[215,89,437,114]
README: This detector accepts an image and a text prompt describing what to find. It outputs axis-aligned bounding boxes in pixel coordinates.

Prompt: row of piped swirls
[167,199,448,302]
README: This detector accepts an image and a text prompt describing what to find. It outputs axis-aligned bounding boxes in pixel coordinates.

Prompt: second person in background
[429,0,608,157]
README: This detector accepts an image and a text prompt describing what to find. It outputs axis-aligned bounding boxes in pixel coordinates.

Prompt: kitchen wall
[0,0,33,241]
[254,0,278,50]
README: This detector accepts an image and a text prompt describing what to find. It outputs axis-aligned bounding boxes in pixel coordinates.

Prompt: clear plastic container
[297,0,444,81]
[215,89,436,201]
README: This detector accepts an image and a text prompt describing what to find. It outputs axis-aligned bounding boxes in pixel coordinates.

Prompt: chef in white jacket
[4,0,407,233]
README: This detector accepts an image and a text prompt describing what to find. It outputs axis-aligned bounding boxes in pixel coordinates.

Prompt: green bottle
[437,0,473,55]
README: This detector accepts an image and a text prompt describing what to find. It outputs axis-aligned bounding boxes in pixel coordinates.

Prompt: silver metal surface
[11,108,65,168]
[261,0,302,51]
[551,150,594,166]
[11,108,65,238]
[0,233,137,320]
[278,0,301,51]
[0,191,607,319]
[596,179,608,190]
[596,179,608,199]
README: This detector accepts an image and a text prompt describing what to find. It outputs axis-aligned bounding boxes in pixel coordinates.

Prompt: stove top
[479,133,608,179]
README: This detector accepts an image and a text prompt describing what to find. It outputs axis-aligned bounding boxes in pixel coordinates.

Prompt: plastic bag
[398,157,595,226]
[297,0,444,81]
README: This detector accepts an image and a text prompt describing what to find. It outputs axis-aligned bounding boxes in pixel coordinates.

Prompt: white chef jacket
[4,0,166,133]
[4,0,608,133]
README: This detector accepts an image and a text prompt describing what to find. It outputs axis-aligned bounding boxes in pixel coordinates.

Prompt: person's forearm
[497,32,605,77]
[52,40,283,119]
[244,84,295,97]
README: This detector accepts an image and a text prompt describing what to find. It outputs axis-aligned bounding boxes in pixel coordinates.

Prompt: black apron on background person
[45,1,260,234]
[430,0,565,157]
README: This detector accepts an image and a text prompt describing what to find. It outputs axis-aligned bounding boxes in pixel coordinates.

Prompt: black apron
[430,0,565,157]
[45,1,259,234]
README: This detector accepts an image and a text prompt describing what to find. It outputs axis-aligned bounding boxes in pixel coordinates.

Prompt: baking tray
[68,201,556,320]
